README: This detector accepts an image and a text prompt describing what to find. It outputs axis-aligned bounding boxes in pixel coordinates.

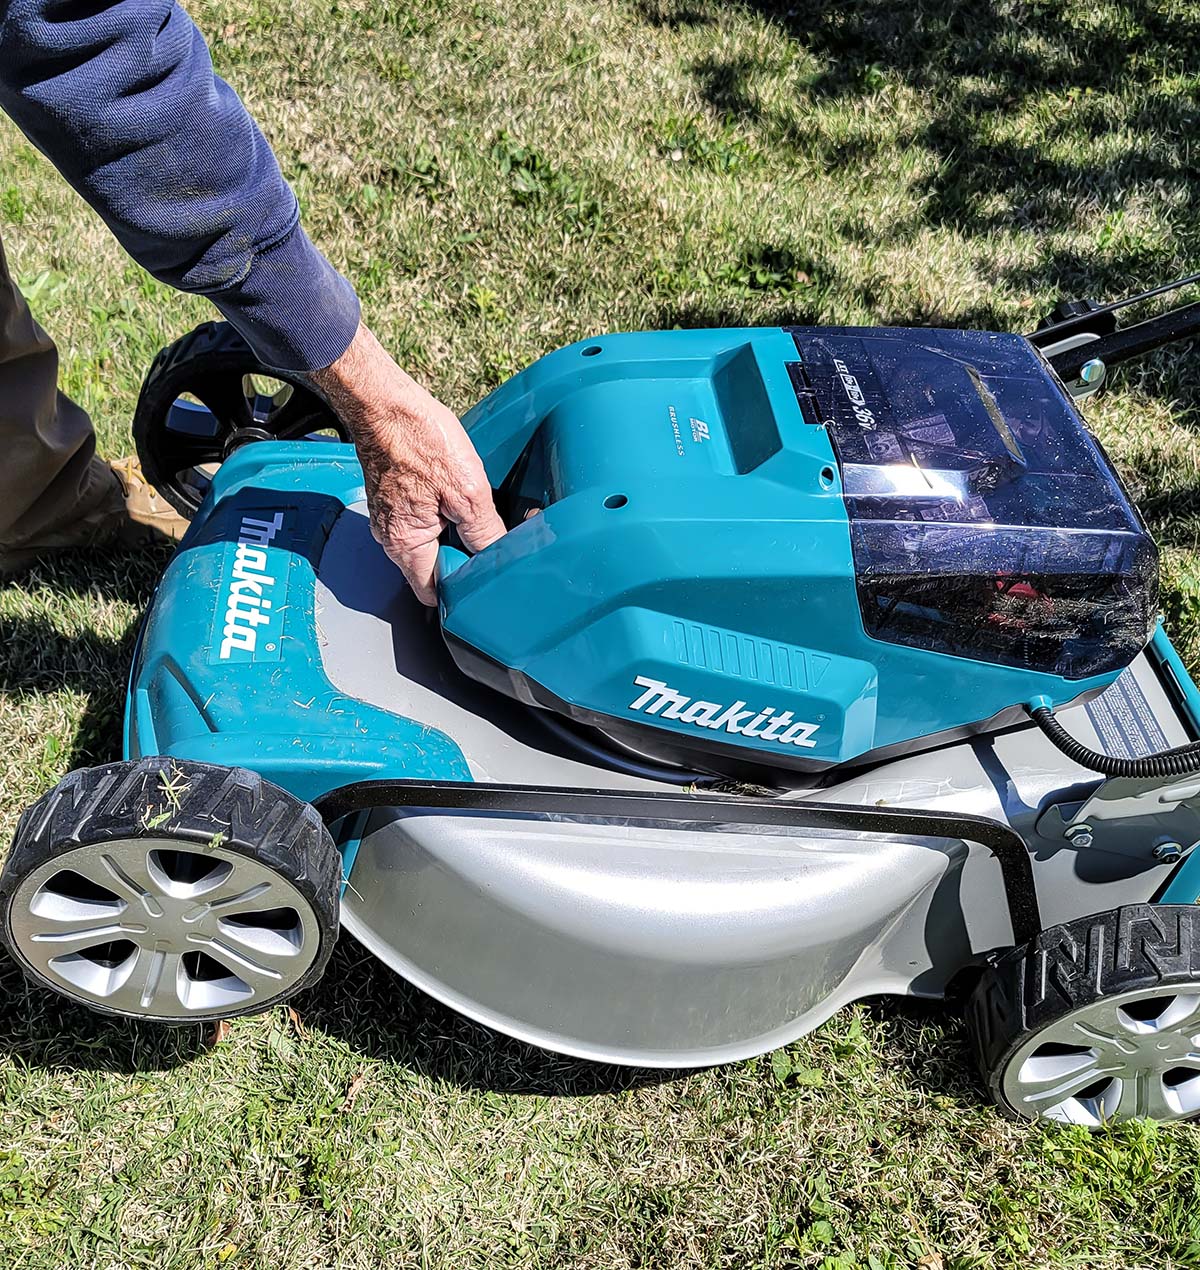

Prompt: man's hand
[308,323,506,605]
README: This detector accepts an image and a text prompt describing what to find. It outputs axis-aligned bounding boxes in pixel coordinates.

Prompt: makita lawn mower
[6,278,1200,1128]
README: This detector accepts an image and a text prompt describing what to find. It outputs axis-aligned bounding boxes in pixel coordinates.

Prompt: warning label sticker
[1084,670,1170,758]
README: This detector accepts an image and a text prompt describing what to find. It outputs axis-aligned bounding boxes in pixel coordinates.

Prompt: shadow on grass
[650,284,1041,336]
[0,546,168,771]
[861,996,983,1106]
[0,935,677,1094]
[637,0,1200,302]
[0,934,980,1101]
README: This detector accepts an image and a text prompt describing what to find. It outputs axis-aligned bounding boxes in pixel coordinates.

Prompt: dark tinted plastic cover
[788,327,1157,680]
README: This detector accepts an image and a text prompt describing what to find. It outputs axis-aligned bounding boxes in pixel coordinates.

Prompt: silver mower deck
[318,504,1190,1067]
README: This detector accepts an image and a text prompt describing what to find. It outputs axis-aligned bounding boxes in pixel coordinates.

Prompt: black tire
[0,758,341,1023]
[133,321,347,519]
[967,904,1200,1124]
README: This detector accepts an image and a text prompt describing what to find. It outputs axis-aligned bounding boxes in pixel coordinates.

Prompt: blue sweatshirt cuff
[205,220,361,372]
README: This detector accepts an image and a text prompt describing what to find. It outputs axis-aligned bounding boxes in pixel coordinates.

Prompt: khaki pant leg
[0,230,118,547]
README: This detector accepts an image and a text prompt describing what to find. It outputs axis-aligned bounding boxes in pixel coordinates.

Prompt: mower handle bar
[1028,272,1200,383]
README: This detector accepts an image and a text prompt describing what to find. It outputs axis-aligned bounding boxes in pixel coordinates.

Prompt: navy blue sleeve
[0,0,360,371]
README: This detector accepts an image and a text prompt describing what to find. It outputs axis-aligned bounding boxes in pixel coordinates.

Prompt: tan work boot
[0,456,188,576]
[106,456,189,546]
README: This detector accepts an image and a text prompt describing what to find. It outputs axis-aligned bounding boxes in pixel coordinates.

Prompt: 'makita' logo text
[218,513,284,661]
[628,676,820,748]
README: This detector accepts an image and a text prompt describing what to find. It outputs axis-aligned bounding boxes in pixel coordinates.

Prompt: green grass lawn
[4,0,1200,1265]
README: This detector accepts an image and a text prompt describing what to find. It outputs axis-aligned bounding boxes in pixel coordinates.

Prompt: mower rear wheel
[967,904,1200,1126]
[133,321,348,519]
[0,759,341,1023]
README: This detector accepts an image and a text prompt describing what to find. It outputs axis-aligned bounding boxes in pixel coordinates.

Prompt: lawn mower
[6,277,1200,1128]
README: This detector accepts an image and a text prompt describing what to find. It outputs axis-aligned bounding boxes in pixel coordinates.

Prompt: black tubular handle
[1030,272,1200,344]
[1044,300,1200,383]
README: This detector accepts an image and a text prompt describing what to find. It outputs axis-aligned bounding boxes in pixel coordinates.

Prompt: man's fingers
[386,534,439,607]
[444,462,506,554]
[382,489,502,607]
[454,498,507,554]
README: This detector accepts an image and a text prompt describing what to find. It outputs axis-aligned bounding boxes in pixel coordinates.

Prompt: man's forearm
[0,0,358,372]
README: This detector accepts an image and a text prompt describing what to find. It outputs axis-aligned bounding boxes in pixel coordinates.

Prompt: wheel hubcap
[1002,986,1200,1124]
[159,373,345,514]
[7,838,321,1019]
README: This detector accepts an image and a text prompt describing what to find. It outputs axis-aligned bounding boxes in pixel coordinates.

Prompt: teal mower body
[8,280,1200,1127]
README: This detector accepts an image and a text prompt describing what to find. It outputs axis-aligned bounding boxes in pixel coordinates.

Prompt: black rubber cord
[1029,704,1200,777]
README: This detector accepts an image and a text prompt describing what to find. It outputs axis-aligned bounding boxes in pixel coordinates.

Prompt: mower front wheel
[0,759,341,1024]
[967,904,1200,1126]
